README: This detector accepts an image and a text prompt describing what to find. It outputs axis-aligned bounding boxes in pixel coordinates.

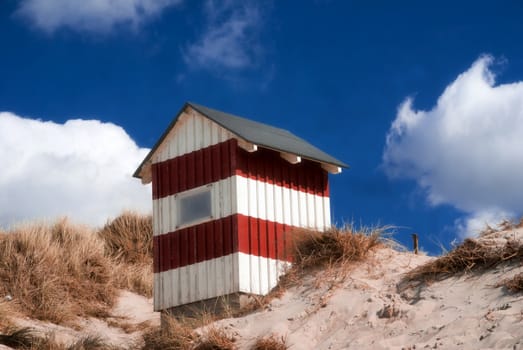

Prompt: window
[177,186,212,228]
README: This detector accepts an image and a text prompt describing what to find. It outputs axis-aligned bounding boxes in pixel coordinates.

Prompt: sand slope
[213,229,523,349]
[2,229,523,349]
[2,292,160,349]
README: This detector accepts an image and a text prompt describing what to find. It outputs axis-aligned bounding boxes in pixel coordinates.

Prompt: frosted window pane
[178,189,212,226]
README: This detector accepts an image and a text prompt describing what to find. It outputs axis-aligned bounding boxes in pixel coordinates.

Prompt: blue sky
[1,0,523,254]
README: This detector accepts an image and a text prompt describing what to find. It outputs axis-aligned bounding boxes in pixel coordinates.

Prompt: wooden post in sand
[412,233,419,255]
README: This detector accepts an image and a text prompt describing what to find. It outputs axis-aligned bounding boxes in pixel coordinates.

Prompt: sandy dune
[213,229,523,349]
[2,229,523,349]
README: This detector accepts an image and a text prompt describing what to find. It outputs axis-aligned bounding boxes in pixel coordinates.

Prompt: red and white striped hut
[134,102,347,313]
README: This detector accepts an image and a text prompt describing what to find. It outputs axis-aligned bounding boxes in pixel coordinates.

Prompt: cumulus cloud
[183,0,262,70]
[383,55,523,237]
[0,112,151,228]
[16,0,181,34]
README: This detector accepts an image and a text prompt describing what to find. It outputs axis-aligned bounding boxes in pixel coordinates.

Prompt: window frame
[175,184,214,229]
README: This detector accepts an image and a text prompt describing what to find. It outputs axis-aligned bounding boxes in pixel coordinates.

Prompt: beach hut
[134,102,347,313]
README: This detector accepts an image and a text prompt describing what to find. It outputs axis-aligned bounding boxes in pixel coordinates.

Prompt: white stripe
[238,252,290,295]
[154,253,240,310]
[154,109,234,163]
[235,176,331,231]
[154,252,290,310]
[153,175,331,236]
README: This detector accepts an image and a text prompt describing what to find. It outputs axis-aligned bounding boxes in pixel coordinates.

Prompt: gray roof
[134,102,348,178]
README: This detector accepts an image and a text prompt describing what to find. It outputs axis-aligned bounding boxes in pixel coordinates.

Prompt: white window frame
[175,184,214,229]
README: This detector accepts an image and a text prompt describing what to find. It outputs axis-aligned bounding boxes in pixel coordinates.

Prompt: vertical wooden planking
[290,187,299,227]
[197,257,206,301]
[214,219,224,261]
[222,216,230,256]
[202,117,211,149]
[263,158,273,292]
[187,112,194,154]
[223,254,234,294]
[203,147,213,184]
[186,152,195,189]
[215,221,225,296]
[324,197,331,228]
[194,151,204,188]
[153,273,160,310]
[315,195,324,230]
[153,234,159,273]
[196,226,205,263]
[178,155,186,193]
[259,224,269,294]
[257,165,267,221]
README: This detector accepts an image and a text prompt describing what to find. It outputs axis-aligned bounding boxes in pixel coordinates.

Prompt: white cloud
[0,112,151,228]
[383,55,523,238]
[183,0,262,70]
[16,0,181,34]
[454,210,512,238]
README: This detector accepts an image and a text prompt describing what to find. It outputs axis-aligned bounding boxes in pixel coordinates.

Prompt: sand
[2,228,523,349]
[2,292,160,349]
[212,229,523,349]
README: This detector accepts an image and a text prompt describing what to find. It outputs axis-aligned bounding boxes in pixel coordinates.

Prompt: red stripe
[152,139,236,199]
[153,214,295,273]
[152,139,329,199]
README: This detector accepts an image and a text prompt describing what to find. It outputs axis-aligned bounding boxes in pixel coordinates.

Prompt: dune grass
[0,212,153,325]
[498,273,523,293]
[0,326,122,350]
[99,211,153,297]
[98,211,152,265]
[251,334,288,350]
[141,314,196,350]
[0,326,37,349]
[0,219,116,323]
[194,325,236,350]
[403,237,523,285]
[479,217,523,236]
[141,312,236,350]
[291,225,385,270]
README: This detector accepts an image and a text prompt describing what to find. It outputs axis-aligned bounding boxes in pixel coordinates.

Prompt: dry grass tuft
[0,326,121,350]
[291,225,385,270]
[403,238,523,284]
[498,273,523,293]
[98,212,153,297]
[251,334,288,350]
[98,211,152,265]
[194,325,236,350]
[141,314,196,350]
[0,326,38,348]
[141,314,235,350]
[0,219,117,324]
[112,261,152,298]
[478,216,523,236]
[66,335,120,350]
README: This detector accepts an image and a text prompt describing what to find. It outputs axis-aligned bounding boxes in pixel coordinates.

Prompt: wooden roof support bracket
[322,163,342,174]
[238,139,258,152]
[140,162,153,184]
[280,152,302,164]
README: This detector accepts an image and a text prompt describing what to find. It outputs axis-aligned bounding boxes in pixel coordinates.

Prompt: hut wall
[232,146,331,295]
[151,109,238,311]
[151,107,332,310]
